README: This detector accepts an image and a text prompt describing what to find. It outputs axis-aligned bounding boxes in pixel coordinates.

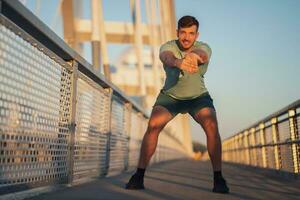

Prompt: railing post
[271,117,281,170]
[67,60,78,184]
[228,138,233,162]
[230,138,234,162]
[250,128,257,166]
[244,130,250,165]
[259,123,267,168]
[124,102,132,171]
[233,135,238,163]
[288,109,299,174]
[105,88,113,175]
[238,134,243,164]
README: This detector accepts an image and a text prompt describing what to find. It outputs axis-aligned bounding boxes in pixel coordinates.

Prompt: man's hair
[177,15,199,31]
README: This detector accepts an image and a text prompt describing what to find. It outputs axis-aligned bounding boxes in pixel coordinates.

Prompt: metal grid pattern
[256,148,263,167]
[72,75,111,180]
[108,98,128,174]
[249,148,257,166]
[0,24,71,191]
[255,130,261,145]
[280,145,294,173]
[266,146,275,169]
[128,110,143,168]
[265,126,273,144]
[278,120,290,142]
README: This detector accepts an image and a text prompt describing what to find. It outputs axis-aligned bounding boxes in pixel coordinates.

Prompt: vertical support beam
[132,0,146,99]
[61,0,73,40]
[259,123,267,168]
[67,60,78,184]
[244,130,250,165]
[62,0,76,49]
[91,0,110,79]
[158,0,166,43]
[145,0,160,94]
[91,0,101,72]
[167,0,177,38]
[288,109,299,173]
[250,128,257,166]
[271,117,281,170]
[91,40,101,71]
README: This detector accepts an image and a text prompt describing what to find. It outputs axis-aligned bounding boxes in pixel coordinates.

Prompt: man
[125,15,229,194]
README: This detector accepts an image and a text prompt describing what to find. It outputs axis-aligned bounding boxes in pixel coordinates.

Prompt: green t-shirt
[159,40,212,100]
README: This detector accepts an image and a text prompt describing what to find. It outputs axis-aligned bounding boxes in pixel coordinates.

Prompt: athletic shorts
[153,90,215,117]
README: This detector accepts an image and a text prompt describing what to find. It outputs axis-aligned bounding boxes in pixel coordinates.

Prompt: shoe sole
[125,184,145,190]
[212,189,229,194]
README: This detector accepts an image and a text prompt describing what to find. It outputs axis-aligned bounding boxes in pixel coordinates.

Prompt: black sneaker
[212,177,229,194]
[125,174,145,190]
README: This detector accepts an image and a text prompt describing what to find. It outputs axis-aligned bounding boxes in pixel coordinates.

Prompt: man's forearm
[159,51,181,68]
[191,49,209,64]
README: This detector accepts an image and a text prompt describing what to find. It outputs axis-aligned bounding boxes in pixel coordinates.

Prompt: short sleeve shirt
[159,40,212,100]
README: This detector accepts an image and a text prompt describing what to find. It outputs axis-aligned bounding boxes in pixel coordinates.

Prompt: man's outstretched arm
[190,48,209,65]
[159,51,198,74]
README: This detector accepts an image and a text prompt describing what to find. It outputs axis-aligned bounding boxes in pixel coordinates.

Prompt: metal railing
[222,100,300,175]
[0,0,189,196]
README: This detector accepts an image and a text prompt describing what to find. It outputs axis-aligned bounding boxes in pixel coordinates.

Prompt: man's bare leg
[192,107,229,193]
[192,107,221,171]
[126,105,174,189]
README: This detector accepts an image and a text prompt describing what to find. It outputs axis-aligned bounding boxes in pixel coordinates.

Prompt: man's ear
[196,32,200,39]
[176,29,179,38]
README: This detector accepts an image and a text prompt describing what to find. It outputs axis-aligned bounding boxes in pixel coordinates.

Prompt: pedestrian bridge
[0,1,299,199]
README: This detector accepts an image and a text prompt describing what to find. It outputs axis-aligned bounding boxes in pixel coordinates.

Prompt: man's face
[176,25,199,51]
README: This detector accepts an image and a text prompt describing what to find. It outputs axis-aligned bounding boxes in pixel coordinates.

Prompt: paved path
[27,160,300,200]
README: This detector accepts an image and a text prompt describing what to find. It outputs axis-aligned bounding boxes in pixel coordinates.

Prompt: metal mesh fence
[265,126,272,144]
[266,146,275,169]
[278,120,290,142]
[108,98,129,175]
[280,144,294,173]
[0,23,71,192]
[128,110,143,168]
[72,74,111,181]
[0,3,192,195]
[222,106,300,175]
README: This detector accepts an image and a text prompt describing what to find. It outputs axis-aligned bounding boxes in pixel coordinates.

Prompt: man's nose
[186,35,192,40]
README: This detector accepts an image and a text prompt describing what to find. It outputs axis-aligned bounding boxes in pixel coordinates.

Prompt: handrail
[225,99,300,140]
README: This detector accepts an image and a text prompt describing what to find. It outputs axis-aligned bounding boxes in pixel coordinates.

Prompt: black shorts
[153,90,215,117]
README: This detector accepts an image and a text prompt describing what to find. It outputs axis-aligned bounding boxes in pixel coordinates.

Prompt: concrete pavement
[26,159,300,200]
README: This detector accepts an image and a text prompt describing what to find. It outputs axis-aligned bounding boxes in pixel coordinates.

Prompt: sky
[22,0,300,144]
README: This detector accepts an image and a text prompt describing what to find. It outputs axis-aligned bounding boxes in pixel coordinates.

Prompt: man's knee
[147,120,165,132]
[203,120,219,136]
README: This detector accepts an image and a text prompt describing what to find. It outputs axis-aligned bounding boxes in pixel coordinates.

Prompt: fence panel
[72,74,111,181]
[108,97,128,175]
[222,101,300,175]
[0,23,71,193]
